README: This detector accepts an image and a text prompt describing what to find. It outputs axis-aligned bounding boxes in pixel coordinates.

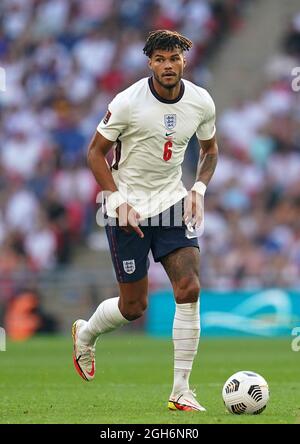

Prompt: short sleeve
[97,93,130,142]
[196,91,216,141]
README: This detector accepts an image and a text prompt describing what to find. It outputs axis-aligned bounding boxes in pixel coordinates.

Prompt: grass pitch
[0,334,299,424]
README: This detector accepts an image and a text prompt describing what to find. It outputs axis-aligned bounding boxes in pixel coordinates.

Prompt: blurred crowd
[198,10,300,289]
[1,0,299,296]
[0,0,248,299]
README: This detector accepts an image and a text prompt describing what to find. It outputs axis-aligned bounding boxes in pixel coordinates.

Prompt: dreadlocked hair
[143,30,193,57]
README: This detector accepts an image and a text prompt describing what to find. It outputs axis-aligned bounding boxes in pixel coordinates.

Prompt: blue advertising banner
[146,289,300,337]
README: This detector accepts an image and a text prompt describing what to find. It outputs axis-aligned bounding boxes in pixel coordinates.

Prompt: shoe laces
[188,388,197,397]
[174,388,197,402]
[182,389,198,404]
[77,341,95,366]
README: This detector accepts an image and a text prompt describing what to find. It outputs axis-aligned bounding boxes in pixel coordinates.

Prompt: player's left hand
[183,190,204,228]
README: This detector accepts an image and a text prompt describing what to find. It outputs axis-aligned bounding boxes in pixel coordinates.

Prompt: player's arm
[196,134,218,186]
[87,131,144,238]
[184,135,218,228]
[87,131,117,192]
[184,89,218,228]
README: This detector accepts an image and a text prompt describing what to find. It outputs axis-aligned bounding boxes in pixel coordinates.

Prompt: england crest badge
[123,259,136,274]
[164,114,177,130]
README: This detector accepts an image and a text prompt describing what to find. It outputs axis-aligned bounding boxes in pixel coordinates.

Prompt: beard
[154,72,181,90]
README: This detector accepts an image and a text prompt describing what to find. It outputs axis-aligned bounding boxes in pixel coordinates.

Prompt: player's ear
[148,58,153,70]
[183,56,187,68]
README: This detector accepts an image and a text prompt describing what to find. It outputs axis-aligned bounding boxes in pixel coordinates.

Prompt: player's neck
[152,77,182,101]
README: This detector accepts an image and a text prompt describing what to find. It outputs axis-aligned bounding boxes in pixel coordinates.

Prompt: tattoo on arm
[196,150,218,185]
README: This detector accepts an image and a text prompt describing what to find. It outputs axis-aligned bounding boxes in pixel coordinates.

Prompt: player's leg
[78,276,148,344]
[160,247,205,411]
[73,276,148,381]
[151,199,204,410]
[72,223,150,381]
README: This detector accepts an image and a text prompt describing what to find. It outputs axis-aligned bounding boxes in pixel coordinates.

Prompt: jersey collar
[148,77,185,104]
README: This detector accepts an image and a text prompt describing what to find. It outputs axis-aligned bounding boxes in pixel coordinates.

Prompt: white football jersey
[97,77,216,219]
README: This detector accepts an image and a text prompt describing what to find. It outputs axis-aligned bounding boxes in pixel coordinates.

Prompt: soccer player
[72,30,218,412]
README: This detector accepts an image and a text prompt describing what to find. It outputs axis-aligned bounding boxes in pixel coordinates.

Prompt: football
[222,371,269,415]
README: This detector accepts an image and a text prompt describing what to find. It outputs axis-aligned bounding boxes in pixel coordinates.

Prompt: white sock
[78,297,129,345]
[171,300,200,396]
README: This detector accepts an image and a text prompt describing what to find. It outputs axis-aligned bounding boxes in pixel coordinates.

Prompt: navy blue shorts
[105,199,199,283]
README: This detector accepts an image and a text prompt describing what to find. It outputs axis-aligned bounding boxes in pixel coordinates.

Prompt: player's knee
[174,276,200,304]
[121,299,148,321]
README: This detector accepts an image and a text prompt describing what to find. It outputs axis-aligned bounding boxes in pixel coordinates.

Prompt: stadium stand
[0,0,299,307]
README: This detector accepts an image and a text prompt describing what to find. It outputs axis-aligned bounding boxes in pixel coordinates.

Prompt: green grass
[0,335,299,424]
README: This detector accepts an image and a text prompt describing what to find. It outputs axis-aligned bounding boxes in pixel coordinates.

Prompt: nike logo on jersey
[165,131,175,137]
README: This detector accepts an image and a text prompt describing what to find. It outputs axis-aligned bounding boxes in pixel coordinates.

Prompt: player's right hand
[116,203,144,238]
[183,190,204,228]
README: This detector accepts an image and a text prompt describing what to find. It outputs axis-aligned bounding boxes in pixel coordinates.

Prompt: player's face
[149,49,186,90]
